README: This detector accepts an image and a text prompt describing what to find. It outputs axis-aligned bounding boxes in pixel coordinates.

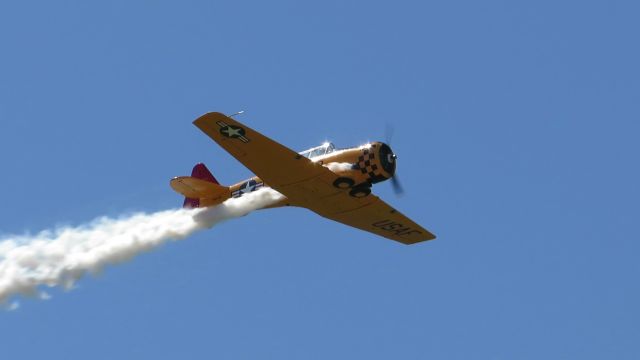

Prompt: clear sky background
[1,1,639,359]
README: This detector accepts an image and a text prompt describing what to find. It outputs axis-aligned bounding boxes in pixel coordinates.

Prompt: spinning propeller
[385,124,405,196]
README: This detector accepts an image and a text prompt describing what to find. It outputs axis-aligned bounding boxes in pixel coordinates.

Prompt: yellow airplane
[170,112,436,245]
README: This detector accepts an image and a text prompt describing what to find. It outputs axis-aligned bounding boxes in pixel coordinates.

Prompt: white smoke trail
[0,188,285,308]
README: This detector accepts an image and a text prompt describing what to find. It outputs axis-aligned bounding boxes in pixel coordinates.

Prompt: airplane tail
[170,163,231,208]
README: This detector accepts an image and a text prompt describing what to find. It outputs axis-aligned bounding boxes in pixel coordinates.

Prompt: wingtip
[193,112,230,128]
[406,233,436,245]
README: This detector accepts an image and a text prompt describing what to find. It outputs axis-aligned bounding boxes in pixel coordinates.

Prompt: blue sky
[1,0,639,358]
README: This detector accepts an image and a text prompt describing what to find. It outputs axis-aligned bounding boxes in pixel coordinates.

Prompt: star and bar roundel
[216,120,250,143]
[232,179,264,198]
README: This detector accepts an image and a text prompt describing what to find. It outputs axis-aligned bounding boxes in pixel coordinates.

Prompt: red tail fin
[183,163,219,208]
[191,163,220,184]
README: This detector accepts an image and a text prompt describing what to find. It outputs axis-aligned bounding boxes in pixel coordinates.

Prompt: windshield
[299,142,335,158]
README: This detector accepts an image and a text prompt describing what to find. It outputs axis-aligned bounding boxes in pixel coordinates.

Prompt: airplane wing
[313,197,436,244]
[193,112,435,244]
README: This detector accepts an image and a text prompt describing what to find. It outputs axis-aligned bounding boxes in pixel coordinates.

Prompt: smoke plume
[0,188,285,308]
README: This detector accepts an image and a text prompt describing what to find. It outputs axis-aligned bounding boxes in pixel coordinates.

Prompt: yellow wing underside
[193,112,435,245]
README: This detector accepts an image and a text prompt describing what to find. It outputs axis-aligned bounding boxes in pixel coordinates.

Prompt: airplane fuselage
[197,141,397,208]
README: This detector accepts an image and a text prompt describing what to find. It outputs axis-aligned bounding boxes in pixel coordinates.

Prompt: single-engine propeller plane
[170,112,436,245]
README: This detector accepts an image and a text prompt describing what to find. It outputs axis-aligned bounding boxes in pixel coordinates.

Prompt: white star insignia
[223,127,242,137]
[240,182,256,194]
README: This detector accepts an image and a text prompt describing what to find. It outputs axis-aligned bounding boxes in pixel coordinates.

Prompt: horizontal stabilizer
[170,176,230,202]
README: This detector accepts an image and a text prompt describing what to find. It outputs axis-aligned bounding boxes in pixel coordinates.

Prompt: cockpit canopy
[299,142,336,159]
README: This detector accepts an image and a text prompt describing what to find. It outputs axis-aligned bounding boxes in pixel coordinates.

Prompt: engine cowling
[356,142,396,184]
